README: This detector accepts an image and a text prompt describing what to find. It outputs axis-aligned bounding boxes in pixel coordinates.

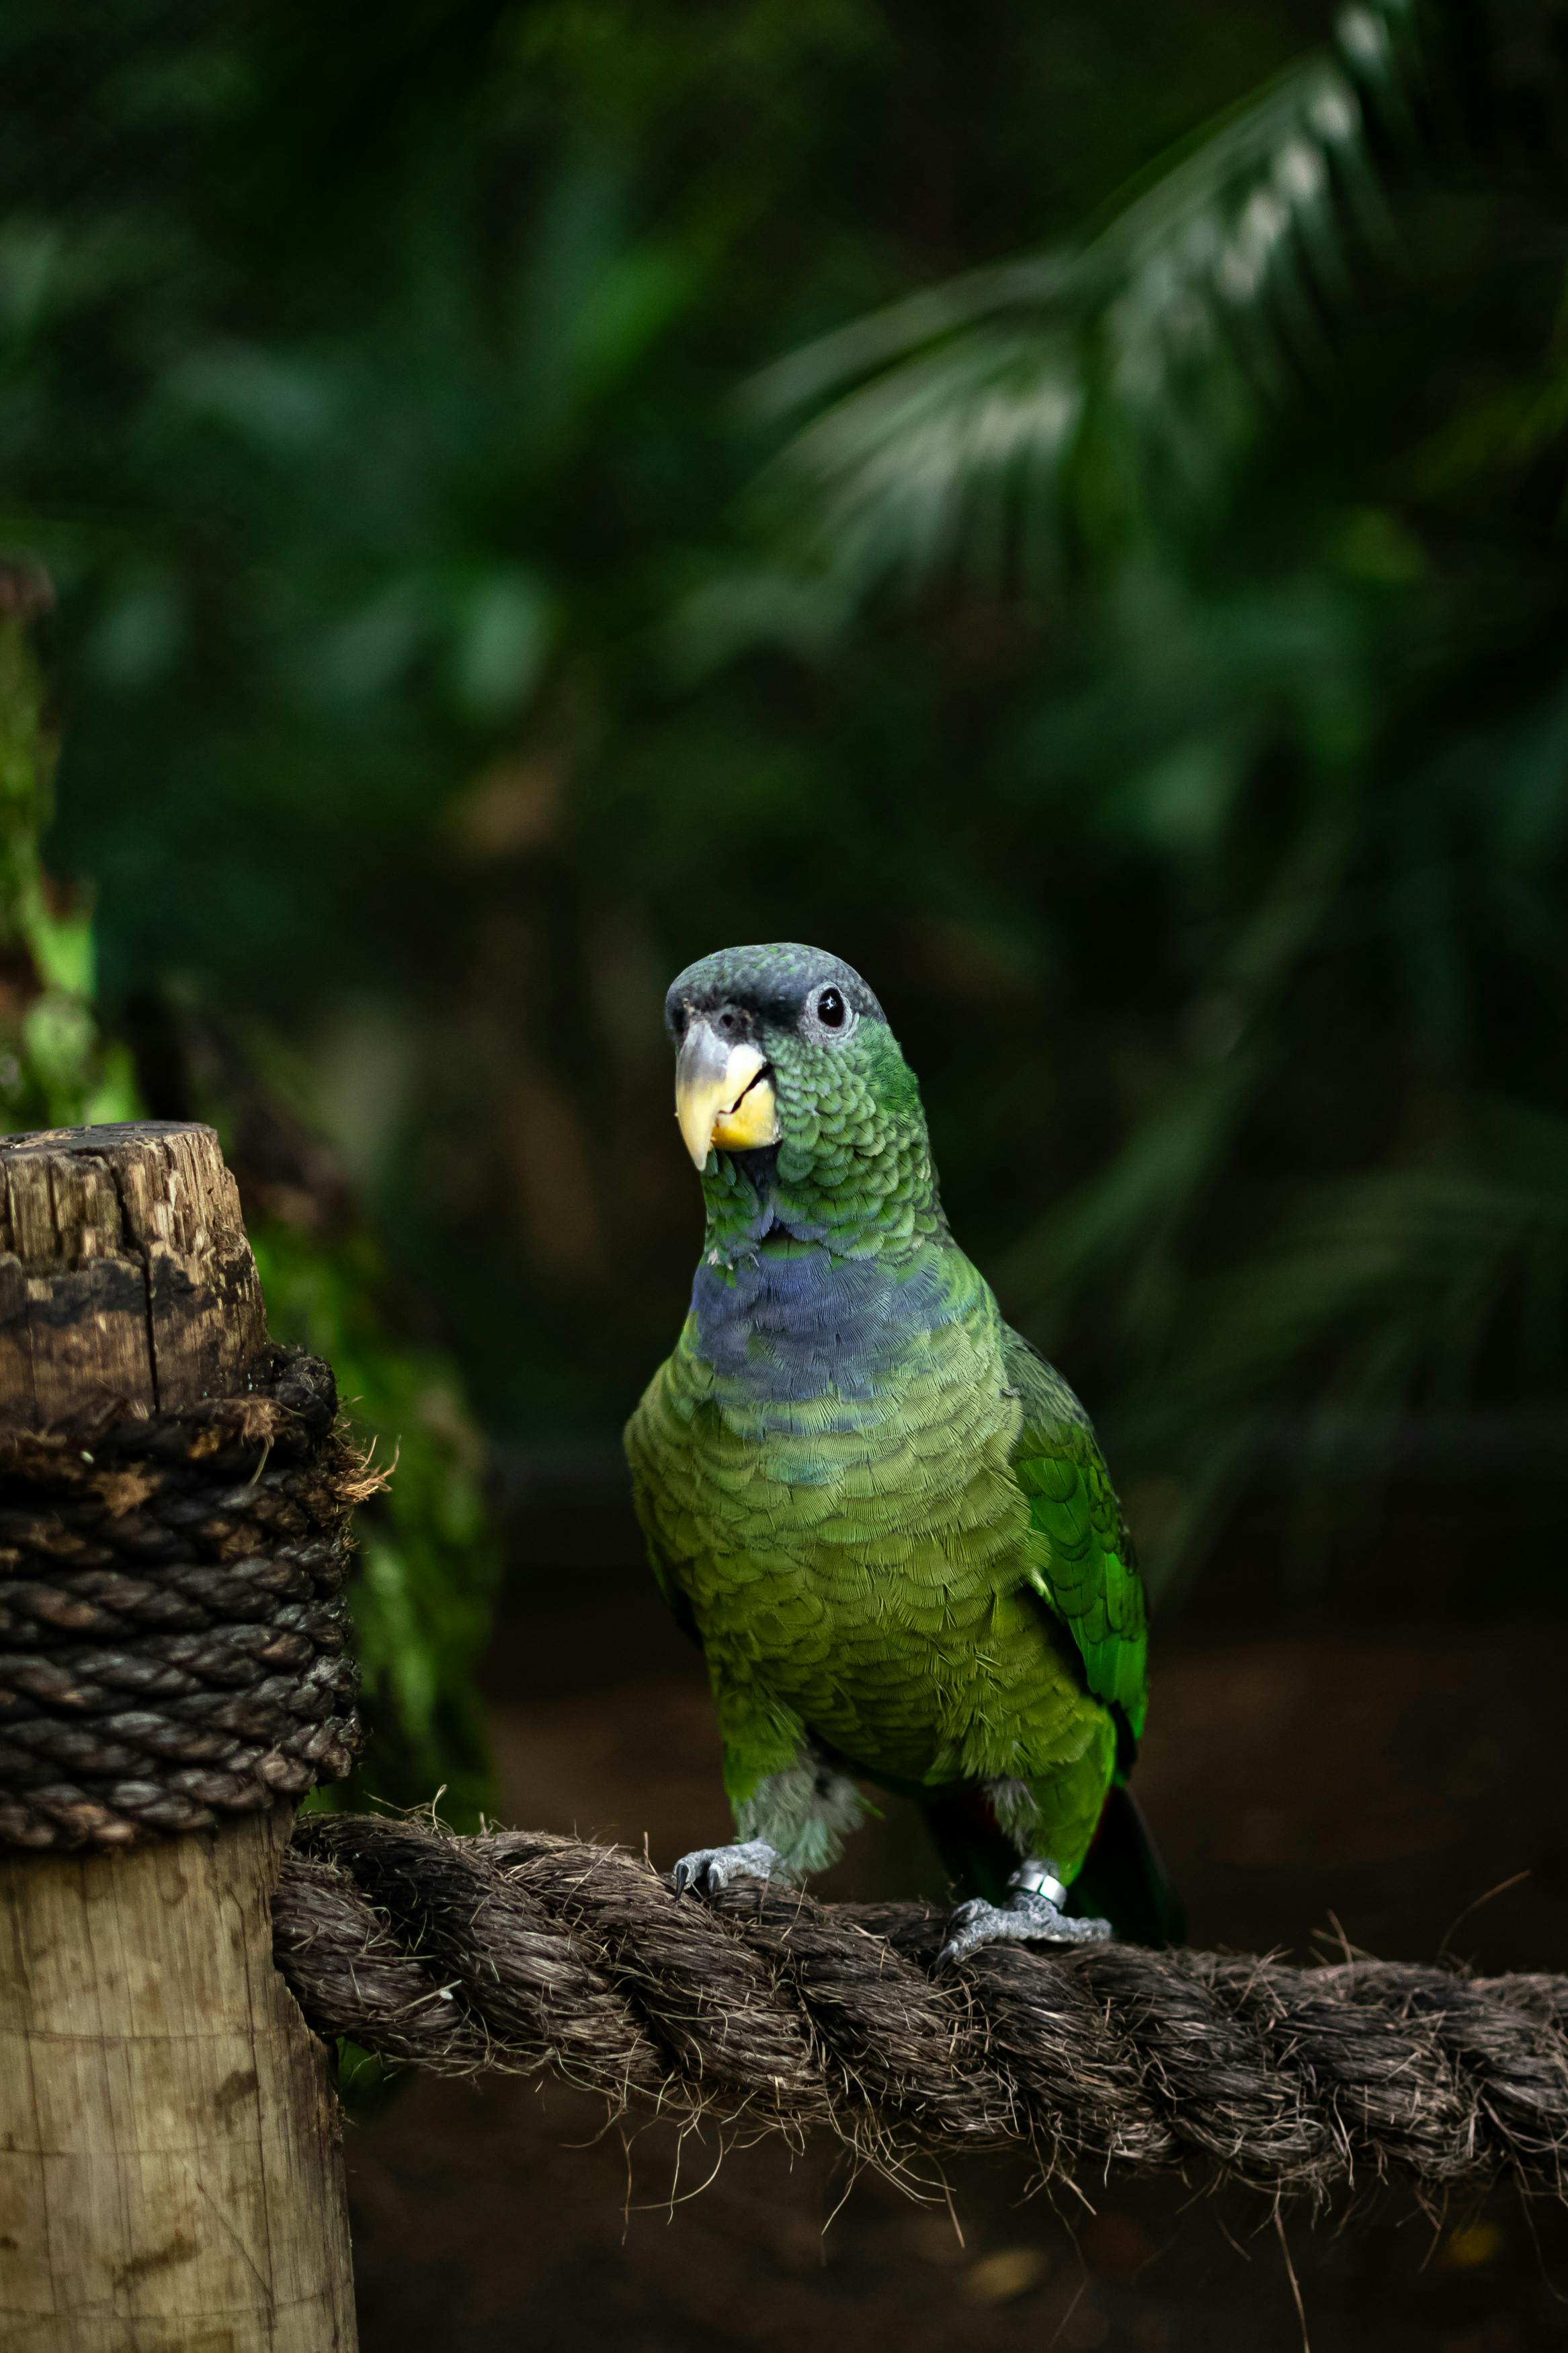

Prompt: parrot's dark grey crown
[665,943,887,1044]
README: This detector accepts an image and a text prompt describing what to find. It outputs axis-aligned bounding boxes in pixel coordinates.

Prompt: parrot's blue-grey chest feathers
[688,1234,971,1417]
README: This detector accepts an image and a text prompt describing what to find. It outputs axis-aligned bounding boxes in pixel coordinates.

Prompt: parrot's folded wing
[1003,1330,1149,1756]
[629,1464,704,1650]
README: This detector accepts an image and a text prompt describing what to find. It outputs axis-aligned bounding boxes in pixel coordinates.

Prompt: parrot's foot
[938,1859,1113,1967]
[670,1839,788,1898]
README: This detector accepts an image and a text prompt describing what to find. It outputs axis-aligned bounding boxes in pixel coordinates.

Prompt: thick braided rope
[276,1817,1568,2203]
[0,1349,368,1848]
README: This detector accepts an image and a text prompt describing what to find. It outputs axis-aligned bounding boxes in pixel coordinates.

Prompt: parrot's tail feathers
[1067,1784,1185,1948]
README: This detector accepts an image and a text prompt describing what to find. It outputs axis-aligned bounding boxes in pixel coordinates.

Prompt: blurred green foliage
[0,590,138,1131]
[1,0,1567,1607]
[253,1222,498,1826]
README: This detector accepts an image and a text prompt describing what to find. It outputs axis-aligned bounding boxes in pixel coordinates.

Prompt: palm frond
[1118,1100,1568,1583]
[1185,1110,1568,1409]
[751,0,1419,592]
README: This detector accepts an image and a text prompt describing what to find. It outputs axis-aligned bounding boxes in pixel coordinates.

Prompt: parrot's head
[663,942,940,1256]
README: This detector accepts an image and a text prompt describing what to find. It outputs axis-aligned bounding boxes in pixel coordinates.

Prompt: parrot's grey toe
[670,1839,786,1897]
[938,1889,1113,1967]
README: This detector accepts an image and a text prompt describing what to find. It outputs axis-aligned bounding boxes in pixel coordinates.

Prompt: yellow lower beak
[675,1021,780,1168]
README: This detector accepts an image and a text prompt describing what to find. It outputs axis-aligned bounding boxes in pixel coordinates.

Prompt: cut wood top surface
[0,1119,267,1425]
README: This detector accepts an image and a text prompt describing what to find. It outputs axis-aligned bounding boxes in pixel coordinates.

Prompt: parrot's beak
[675,1019,780,1168]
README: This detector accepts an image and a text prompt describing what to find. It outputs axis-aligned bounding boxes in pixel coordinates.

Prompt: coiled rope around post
[0,1345,372,1849]
[276,1813,1568,2205]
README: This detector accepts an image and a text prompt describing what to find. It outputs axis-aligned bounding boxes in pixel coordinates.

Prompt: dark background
[2,0,1568,2343]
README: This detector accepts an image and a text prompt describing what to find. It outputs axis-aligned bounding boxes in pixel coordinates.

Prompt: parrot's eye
[800,980,856,1042]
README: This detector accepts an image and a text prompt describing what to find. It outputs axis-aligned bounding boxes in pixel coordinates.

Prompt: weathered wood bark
[0,1122,358,2351]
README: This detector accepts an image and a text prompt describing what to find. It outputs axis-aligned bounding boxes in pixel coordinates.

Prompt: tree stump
[0,1123,358,2350]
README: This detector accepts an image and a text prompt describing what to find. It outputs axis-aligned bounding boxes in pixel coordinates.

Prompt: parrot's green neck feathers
[697,1022,944,1267]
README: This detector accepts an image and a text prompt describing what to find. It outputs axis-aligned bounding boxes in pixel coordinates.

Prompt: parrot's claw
[937,1866,1114,1968]
[670,1839,787,1898]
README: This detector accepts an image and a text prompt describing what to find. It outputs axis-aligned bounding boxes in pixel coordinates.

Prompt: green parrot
[624,943,1178,1958]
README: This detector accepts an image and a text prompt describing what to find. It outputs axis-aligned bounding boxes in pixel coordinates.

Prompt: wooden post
[0,1123,358,2351]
